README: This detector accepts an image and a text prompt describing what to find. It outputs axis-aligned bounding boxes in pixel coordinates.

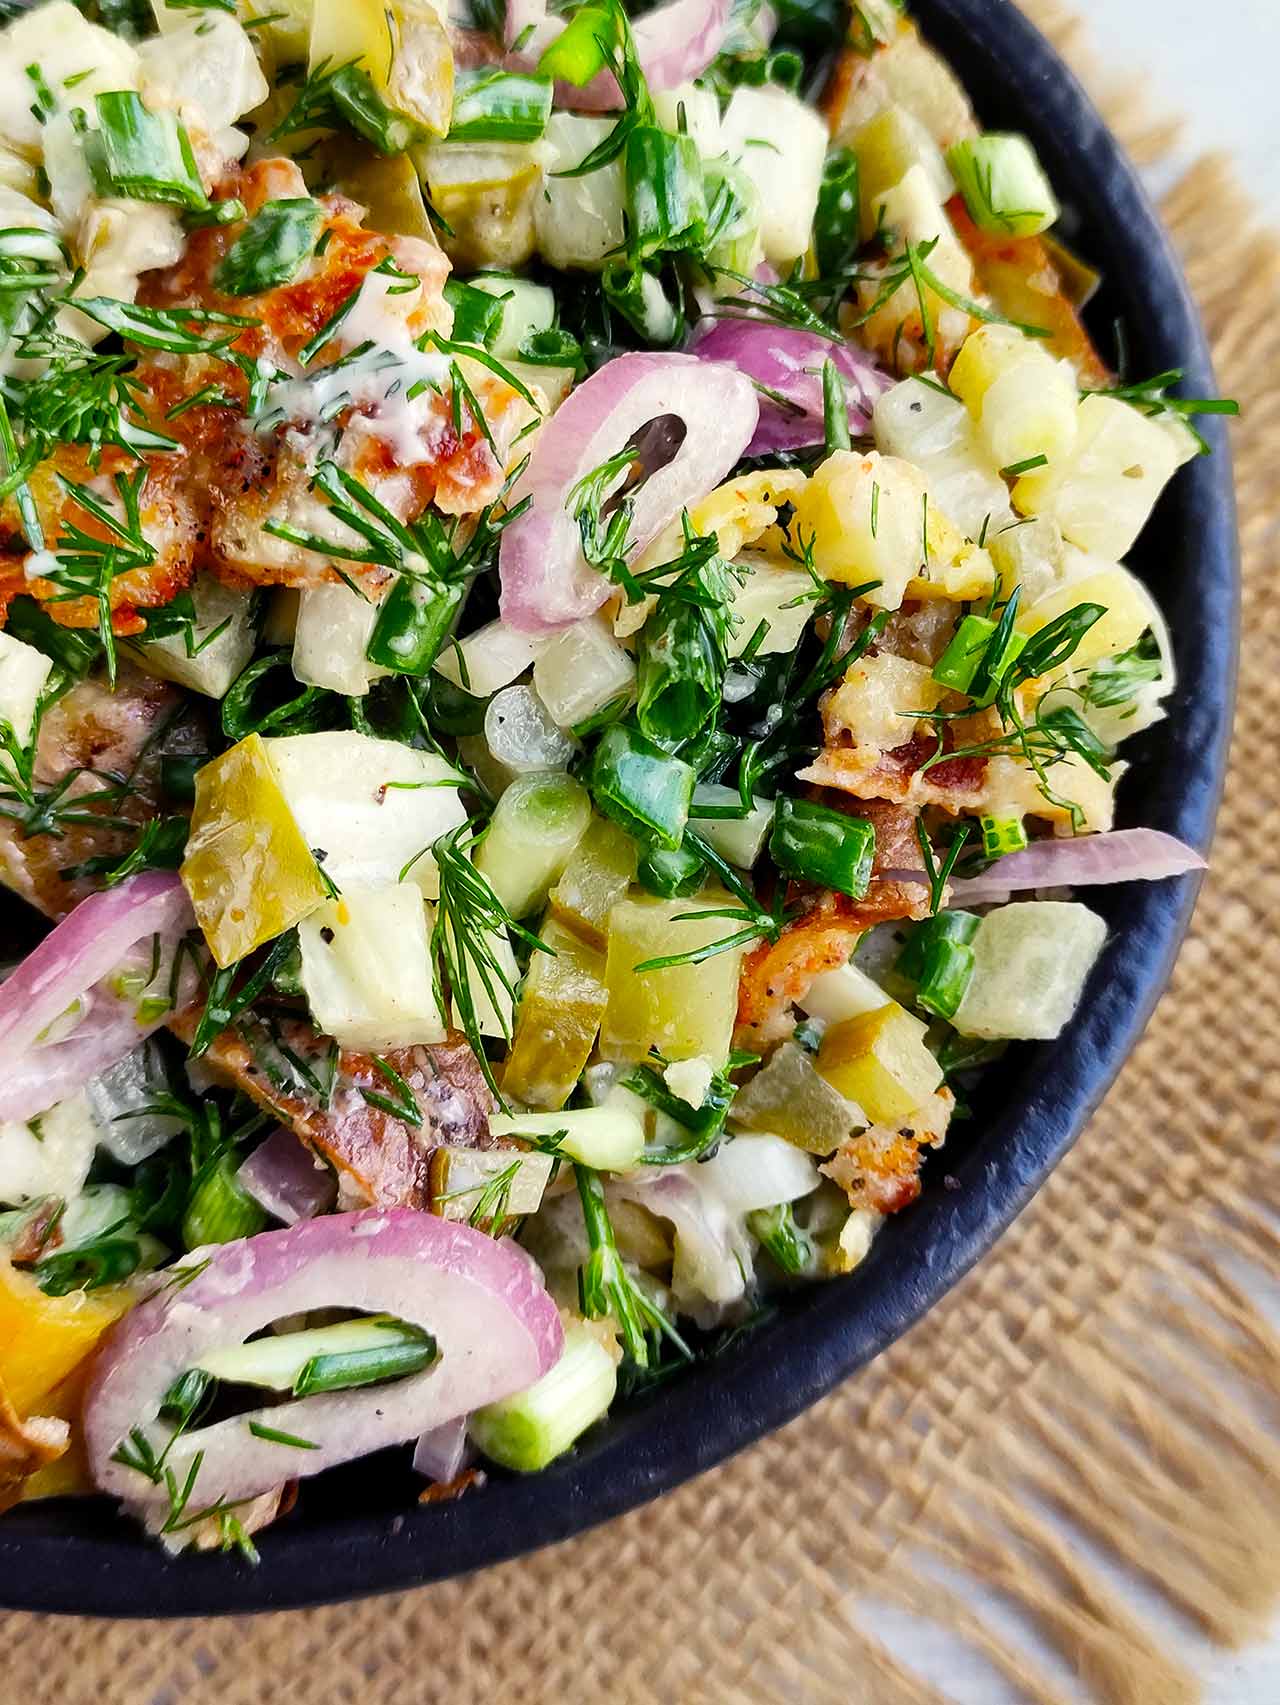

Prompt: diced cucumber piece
[953,901,1106,1040]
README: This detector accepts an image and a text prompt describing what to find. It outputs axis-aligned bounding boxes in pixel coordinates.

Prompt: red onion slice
[505,0,730,105]
[413,1416,474,1482]
[238,1129,338,1226]
[691,320,891,457]
[84,1210,564,1517]
[0,872,195,1124]
[499,352,758,632]
[881,829,1207,906]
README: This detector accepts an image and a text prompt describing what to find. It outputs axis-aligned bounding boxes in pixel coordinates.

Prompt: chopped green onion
[622,1063,733,1164]
[161,752,206,804]
[292,1321,437,1397]
[947,133,1060,238]
[212,199,324,296]
[575,1164,689,1370]
[181,1152,268,1250]
[330,65,420,155]
[933,609,1026,704]
[443,276,507,347]
[747,1203,815,1277]
[84,92,208,211]
[469,1317,617,1472]
[822,358,850,454]
[894,910,980,1021]
[978,813,1028,858]
[624,124,706,261]
[768,797,876,899]
[590,724,695,852]
[425,671,488,734]
[894,909,980,987]
[601,261,681,346]
[917,936,976,1020]
[813,147,860,279]
[516,325,585,372]
[637,842,706,899]
[538,4,613,84]
[247,1421,320,1450]
[185,197,247,229]
[449,69,552,143]
[366,574,465,675]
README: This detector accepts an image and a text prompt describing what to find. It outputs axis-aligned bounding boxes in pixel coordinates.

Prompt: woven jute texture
[6,5,1280,1700]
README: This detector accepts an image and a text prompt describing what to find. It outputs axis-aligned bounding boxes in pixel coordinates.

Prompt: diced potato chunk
[799,961,891,1027]
[824,651,943,750]
[953,901,1107,1039]
[732,1040,863,1155]
[600,892,746,1066]
[988,515,1066,604]
[726,554,816,658]
[434,616,544,698]
[533,616,637,730]
[874,376,1011,541]
[720,86,827,265]
[1013,395,1196,559]
[262,732,466,900]
[852,103,953,237]
[126,575,258,699]
[652,83,721,158]
[948,324,1029,412]
[831,24,975,149]
[533,115,622,271]
[548,816,638,949]
[0,629,51,749]
[792,450,929,609]
[852,166,975,365]
[1017,559,1159,673]
[297,884,445,1051]
[817,1002,943,1125]
[503,920,609,1110]
[182,734,327,968]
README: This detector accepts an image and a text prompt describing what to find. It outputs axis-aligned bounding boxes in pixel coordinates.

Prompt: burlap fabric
[5,5,1279,1699]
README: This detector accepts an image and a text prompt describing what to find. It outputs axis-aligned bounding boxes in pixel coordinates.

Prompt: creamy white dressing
[256,267,452,467]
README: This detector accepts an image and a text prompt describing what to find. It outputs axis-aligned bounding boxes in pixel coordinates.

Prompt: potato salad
[0,0,1228,1553]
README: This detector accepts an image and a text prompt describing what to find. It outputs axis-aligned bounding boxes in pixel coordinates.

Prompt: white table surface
[906,4,1279,1700]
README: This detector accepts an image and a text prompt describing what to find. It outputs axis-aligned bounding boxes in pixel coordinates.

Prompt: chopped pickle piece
[600,890,746,1066]
[548,815,638,949]
[429,1145,554,1223]
[0,1260,133,1417]
[181,733,327,969]
[503,919,608,1110]
[817,1002,944,1126]
[732,1040,863,1156]
[306,140,436,238]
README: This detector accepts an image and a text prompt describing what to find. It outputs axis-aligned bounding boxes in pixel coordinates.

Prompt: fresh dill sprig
[425,819,554,1106]
[575,1164,690,1370]
[43,467,157,683]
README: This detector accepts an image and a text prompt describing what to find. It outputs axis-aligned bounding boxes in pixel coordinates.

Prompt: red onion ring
[0,872,195,1123]
[84,1210,564,1517]
[413,1416,474,1482]
[880,829,1206,906]
[238,1129,338,1226]
[690,319,892,457]
[498,351,759,632]
[505,0,731,107]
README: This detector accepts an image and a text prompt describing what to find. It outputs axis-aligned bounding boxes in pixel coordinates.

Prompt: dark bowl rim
[0,0,1239,1618]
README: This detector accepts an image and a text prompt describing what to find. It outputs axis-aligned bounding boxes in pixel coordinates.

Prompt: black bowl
[0,0,1237,1616]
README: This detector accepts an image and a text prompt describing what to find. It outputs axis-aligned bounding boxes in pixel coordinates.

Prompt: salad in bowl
[0,0,1228,1559]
